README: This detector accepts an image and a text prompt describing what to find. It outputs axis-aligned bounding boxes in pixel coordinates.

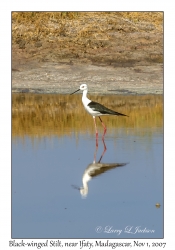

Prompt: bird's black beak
[70,88,80,95]
[71,184,81,190]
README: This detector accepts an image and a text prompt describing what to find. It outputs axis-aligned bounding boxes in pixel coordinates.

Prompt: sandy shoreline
[12,61,163,95]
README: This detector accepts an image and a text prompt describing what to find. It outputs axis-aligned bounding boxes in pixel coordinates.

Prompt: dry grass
[119,12,163,25]
[12,93,163,138]
[12,12,163,45]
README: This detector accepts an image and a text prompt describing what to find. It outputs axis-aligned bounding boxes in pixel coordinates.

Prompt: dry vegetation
[12,12,163,66]
[12,12,163,44]
[12,93,163,138]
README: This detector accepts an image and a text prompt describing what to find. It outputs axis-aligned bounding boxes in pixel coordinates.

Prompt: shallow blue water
[12,127,163,238]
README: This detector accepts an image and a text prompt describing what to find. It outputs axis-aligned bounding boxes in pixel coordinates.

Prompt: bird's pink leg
[99,116,107,138]
[93,141,98,162]
[93,116,98,147]
[98,137,107,162]
[102,136,107,152]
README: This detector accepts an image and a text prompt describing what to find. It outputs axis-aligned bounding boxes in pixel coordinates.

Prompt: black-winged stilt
[70,84,128,140]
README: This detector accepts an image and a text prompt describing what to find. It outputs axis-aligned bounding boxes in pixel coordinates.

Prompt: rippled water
[12,94,163,238]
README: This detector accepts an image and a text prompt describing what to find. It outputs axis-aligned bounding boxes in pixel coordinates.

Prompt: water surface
[12,94,163,238]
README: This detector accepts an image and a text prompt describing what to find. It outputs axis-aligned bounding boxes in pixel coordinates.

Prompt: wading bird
[70,84,128,142]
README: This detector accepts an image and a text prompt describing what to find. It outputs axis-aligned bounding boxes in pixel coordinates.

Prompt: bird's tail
[113,111,129,117]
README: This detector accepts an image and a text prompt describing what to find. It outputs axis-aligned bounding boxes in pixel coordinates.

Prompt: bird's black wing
[88,101,128,116]
[89,163,127,177]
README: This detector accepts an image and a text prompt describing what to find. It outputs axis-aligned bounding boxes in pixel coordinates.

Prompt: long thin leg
[93,116,98,147]
[98,138,107,163]
[102,136,107,151]
[93,140,98,163]
[99,116,107,138]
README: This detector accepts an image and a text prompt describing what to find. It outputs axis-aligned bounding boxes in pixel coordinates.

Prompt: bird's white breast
[81,89,100,116]
[82,98,100,116]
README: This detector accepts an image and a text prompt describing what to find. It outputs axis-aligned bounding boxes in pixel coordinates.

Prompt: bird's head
[70,84,88,95]
[80,84,88,91]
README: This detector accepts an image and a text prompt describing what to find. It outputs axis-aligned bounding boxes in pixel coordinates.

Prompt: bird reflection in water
[72,138,127,198]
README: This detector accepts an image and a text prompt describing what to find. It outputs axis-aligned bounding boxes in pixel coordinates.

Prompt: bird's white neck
[82,89,88,98]
[82,89,91,106]
[80,177,89,197]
